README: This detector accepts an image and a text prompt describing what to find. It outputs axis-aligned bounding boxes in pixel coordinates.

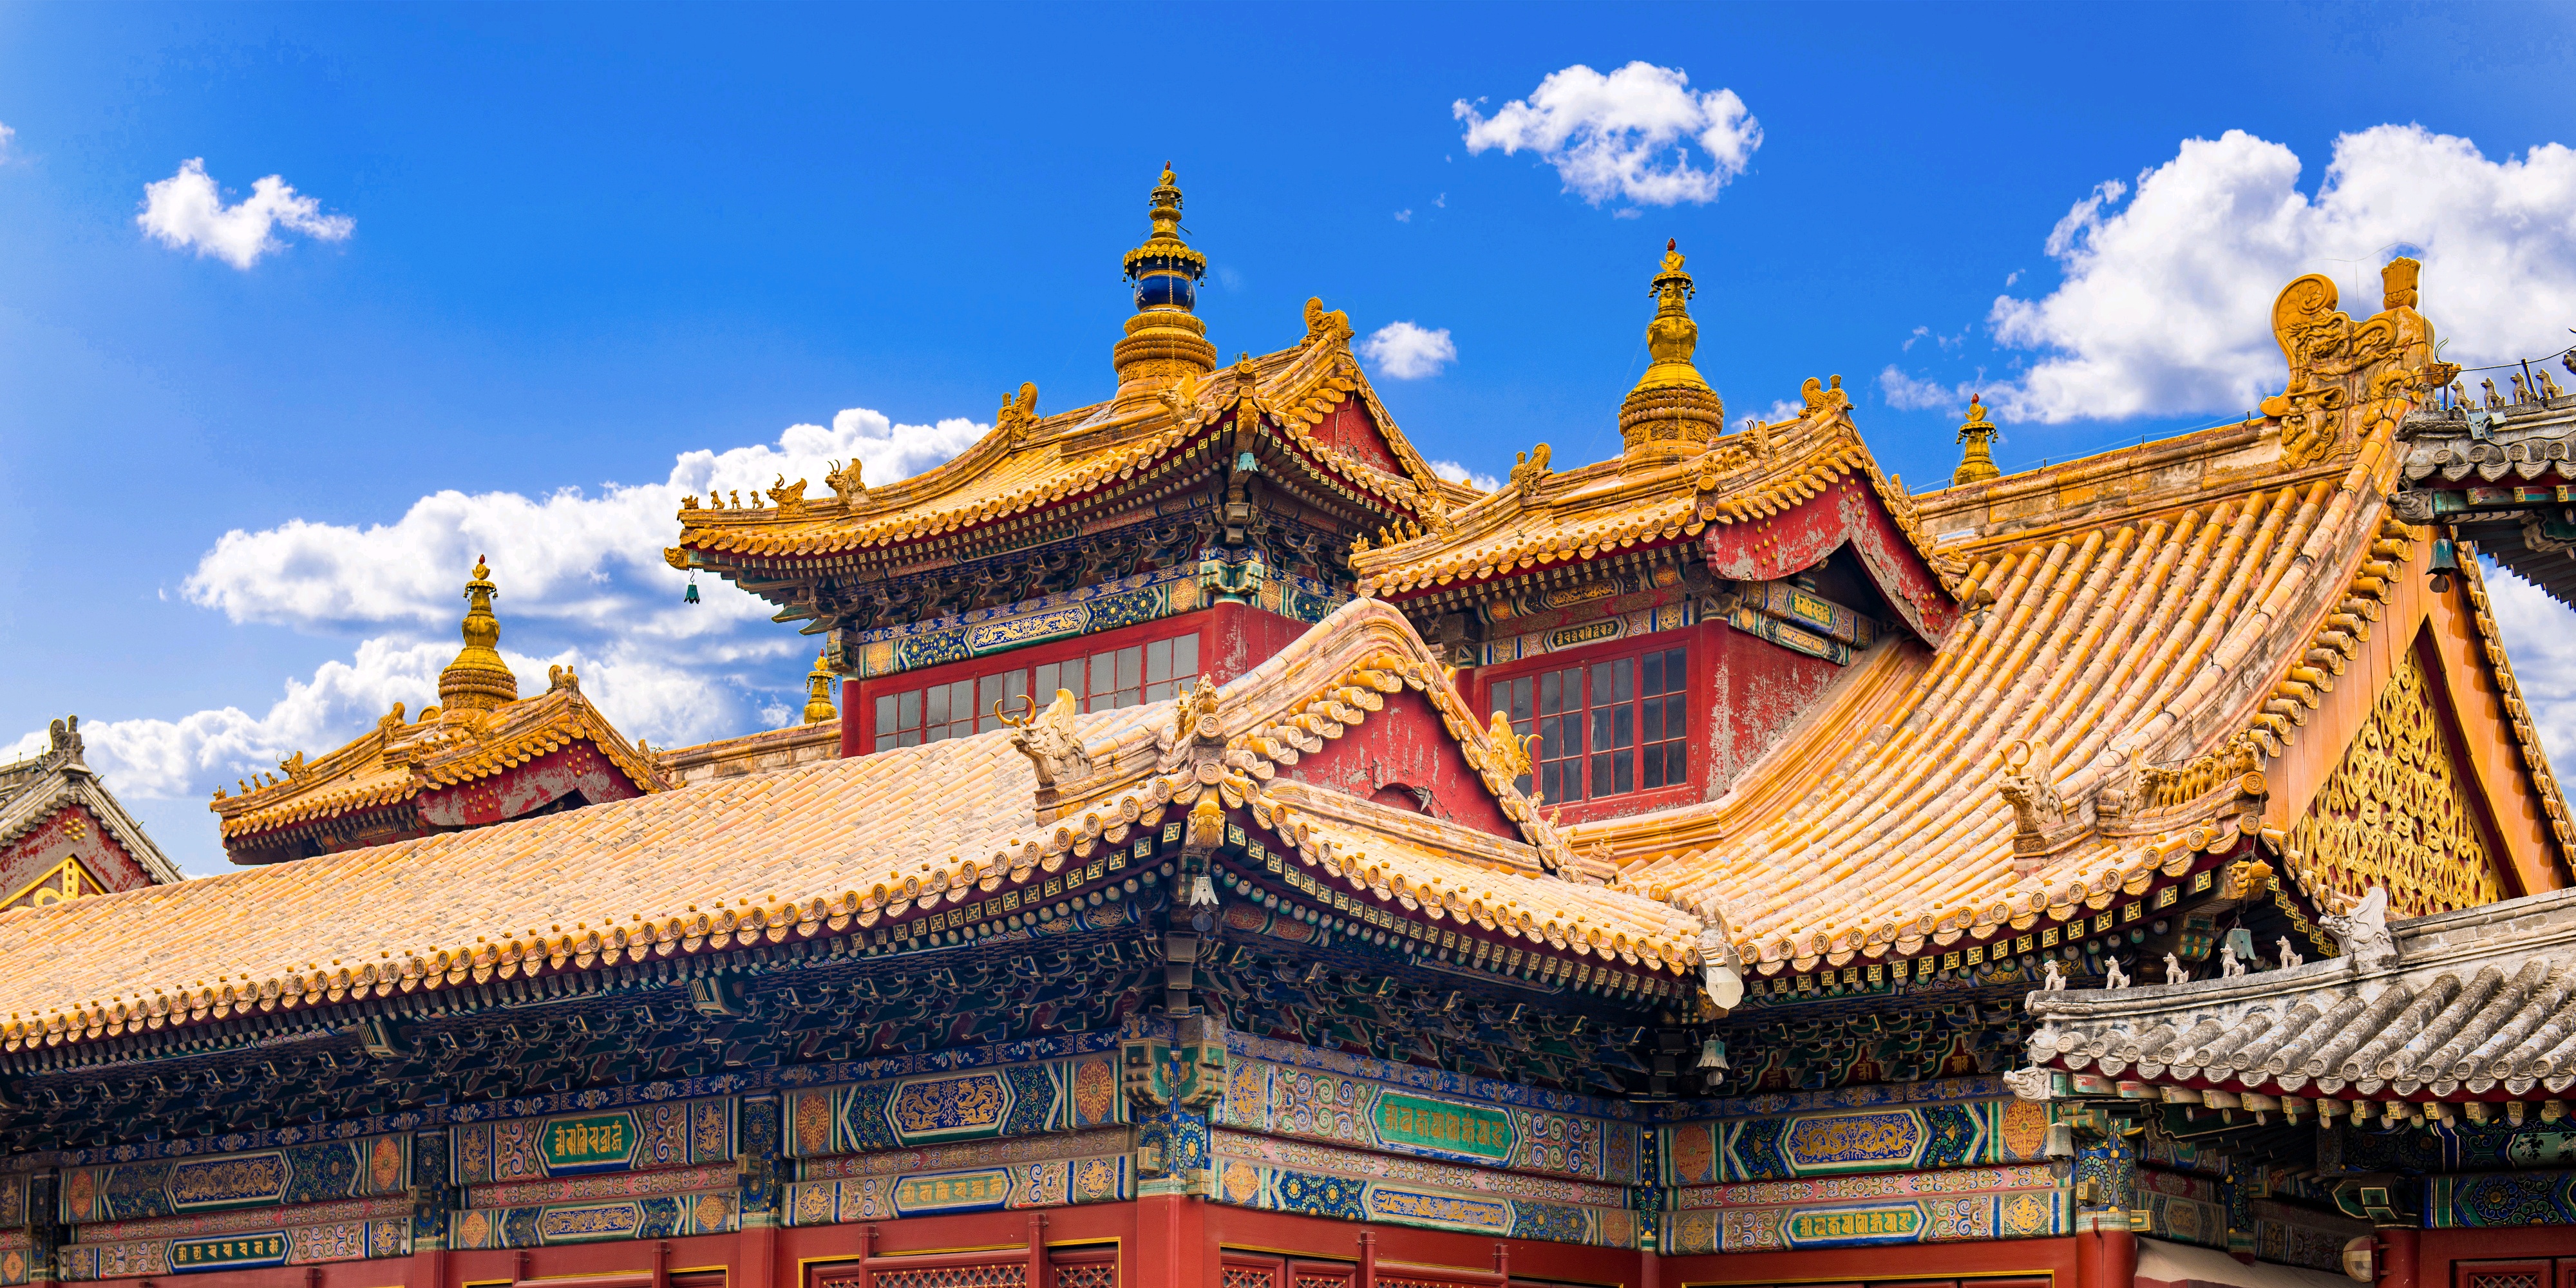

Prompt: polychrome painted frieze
[1660,1096,2050,1184]
[786,1128,1132,1224]
[2250,1199,2369,1271]
[2427,1170,2576,1227]
[782,1052,1124,1158]
[0,1229,31,1288]
[1662,1164,2068,1253]
[56,1204,412,1281]
[1220,1055,1641,1184]
[2133,1167,2225,1250]
[1209,1130,1638,1249]
[451,1097,732,1186]
[449,1191,737,1251]
[60,1133,411,1224]
[840,560,1349,681]
[1475,602,1696,667]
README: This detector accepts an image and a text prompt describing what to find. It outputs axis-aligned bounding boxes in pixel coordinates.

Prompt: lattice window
[876,1267,1027,1288]
[1053,1265,1115,1288]
[2287,646,2505,918]
[1293,1277,1352,1288]
[1221,1269,1276,1288]
[2463,1274,2541,1288]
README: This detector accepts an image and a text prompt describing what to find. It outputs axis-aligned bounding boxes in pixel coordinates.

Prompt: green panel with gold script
[1373,1092,1514,1164]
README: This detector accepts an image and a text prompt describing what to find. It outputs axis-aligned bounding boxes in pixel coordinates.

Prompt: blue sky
[6,2,2576,875]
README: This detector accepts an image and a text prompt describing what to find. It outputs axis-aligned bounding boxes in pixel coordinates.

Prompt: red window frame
[855,616,1205,753]
[1478,631,1700,820]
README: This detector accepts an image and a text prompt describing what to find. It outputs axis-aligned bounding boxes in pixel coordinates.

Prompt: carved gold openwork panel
[2287,648,2503,918]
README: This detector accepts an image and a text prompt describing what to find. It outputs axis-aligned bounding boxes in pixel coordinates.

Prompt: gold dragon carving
[2262,258,2459,469]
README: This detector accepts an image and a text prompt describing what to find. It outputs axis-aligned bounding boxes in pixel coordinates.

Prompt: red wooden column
[2079,1223,2137,1288]
[2378,1227,2421,1288]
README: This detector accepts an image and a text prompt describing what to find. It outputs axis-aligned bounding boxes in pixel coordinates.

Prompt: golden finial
[1617,238,1724,463]
[1953,394,2000,486]
[802,650,838,724]
[437,554,519,714]
[1114,163,1217,392]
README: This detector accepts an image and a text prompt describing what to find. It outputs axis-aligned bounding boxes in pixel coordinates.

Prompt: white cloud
[0,122,15,160]
[1428,460,1499,491]
[1359,321,1457,380]
[2482,561,2576,766]
[1904,325,1930,352]
[1394,209,1413,223]
[1963,125,2576,424]
[137,158,354,269]
[1455,61,1761,207]
[17,406,988,862]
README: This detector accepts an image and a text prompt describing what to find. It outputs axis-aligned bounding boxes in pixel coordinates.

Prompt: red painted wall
[1278,687,1520,838]
[0,802,153,910]
[418,741,647,828]
[1705,618,1849,796]
[844,603,1312,757]
[1308,398,1405,475]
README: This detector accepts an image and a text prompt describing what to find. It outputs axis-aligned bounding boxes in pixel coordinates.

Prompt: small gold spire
[1953,395,2000,486]
[437,556,519,713]
[1113,162,1218,392]
[1617,238,1725,464]
[801,650,838,724]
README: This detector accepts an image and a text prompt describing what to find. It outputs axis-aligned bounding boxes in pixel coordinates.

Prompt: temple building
[2,171,2573,1288]
[0,716,182,913]
[208,558,665,864]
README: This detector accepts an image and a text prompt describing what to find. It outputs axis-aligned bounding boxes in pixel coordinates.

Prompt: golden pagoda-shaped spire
[1113,163,1218,393]
[1616,238,1725,464]
[801,650,838,724]
[1953,394,2000,486]
[437,556,519,714]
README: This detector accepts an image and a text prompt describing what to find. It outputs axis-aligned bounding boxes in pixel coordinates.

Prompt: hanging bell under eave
[2428,536,2459,594]
[684,572,701,605]
[1697,1036,1728,1072]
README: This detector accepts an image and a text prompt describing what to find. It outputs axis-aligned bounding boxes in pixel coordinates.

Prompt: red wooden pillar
[739,1220,779,1288]
[1358,1231,1378,1288]
[1138,1194,1186,1288]
[1026,1214,1049,1287]
[2080,1225,2137,1288]
[651,1241,671,1288]
[2378,1227,2421,1288]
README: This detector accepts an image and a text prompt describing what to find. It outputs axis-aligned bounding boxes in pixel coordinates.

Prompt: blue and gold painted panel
[784,1053,1122,1157]
[450,1191,737,1251]
[2251,1199,2369,1271]
[0,1230,35,1288]
[55,1198,413,1281]
[1208,1130,1637,1249]
[451,1096,733,1186]
[2427,1170,2576,1227]
[1662,1097,2050,1184]
[1662,1164,2068,1253]
[1220,1056,1640,1184]
[59,1134,410,1225]
[2133,1168,2225,1250]
[786,1129,1132,1224]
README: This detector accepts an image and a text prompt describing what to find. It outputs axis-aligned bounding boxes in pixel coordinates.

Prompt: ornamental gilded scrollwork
[2261,259,2460,469]
[2285,648,2503,919]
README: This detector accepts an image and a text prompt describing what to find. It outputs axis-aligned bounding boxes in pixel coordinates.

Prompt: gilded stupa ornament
[437,556,519,714]
[1113,164,1218,392]
[801,650,838,724]
[1617,238,1725,464]
[1953,394,2000,486]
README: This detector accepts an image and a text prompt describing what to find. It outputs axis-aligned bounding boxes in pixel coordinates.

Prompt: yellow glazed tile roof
[1348,386,1955,600]
[210,682,664,840]
[1588,412,2566,974]
[670,325,1472,567]
[0,600,1682,1054]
